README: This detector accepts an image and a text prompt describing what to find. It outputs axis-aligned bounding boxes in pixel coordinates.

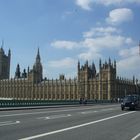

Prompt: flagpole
[139,41,140,56]
[139,40,140,56]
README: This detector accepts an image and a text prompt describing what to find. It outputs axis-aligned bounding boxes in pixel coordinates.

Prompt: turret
[92,61,96,77]
[114,60,116,69]
[99,58,102,69]
[133,75,135,84]
[15,64,21,78]
[27,66,30,74]
[22,69,27,78]
[109,57,111,65]
[78,60,80,71]
[85,60,88,68]
[8,49,11,57]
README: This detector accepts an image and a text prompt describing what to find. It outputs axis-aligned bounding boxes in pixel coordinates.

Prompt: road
[0,104,140,140]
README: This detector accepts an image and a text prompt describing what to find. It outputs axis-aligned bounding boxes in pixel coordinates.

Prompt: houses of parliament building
[0,46,139,101]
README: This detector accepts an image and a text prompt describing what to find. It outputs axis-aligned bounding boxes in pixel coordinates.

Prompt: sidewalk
[0,104,83,111]
[0,102,116,111]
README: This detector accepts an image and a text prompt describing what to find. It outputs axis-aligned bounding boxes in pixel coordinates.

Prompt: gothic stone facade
[0,47,11,80]
[0,47,139,100]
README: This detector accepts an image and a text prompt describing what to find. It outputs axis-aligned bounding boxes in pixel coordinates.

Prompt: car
[121,94,140,110]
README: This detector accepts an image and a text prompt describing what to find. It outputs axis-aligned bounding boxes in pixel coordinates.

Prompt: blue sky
[0,0,140,80]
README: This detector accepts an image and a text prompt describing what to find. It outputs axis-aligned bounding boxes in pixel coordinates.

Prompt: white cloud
[51,40,79,50]
[78,34,133,61]
[125,38,134,45]
[75,0,140,10]
[48,57,76,68]
[119,46,139,58]
[82,27,130,51]
[83,35,130,50]
[106,8,133,25]
[97,0,140,6]
[96,0,123,6]
[78,51,102,60]
[75,0,93,10]
[117,55,140,78]
[83,26,121,38]
[117,45,140,79]
[51,26,134,61]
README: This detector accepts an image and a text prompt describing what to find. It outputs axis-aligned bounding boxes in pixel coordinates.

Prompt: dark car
[121,94,140,110]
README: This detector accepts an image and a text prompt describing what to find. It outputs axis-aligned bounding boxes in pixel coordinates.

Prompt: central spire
[36,47,41,63]
[32,48,43,83]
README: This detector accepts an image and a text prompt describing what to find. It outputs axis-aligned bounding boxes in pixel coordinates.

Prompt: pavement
[0,104,140,140]
[0,103,113,111]
[0,104,81,111]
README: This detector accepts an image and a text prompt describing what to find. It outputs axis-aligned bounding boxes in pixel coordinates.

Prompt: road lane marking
[37,107,115,119]
[131,133,140,140]
[0,105,119,118]
[38,114,72,120]
[37,107,115,120]
[0,121,20,127]
[101,108,113,111]
[81,108,114,114]
[0,121,13,124]
[19,111,136,140]
[81,110,98,114]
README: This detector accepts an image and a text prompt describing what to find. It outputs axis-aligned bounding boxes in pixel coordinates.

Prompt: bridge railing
[0,99,114,108]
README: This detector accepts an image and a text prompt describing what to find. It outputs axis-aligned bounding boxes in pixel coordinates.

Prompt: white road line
[37,107,115,119]
[0,121,13,124]
[131,133,140,140]
[0,121,20,127]
[81,110,98,114]
[0,105,119,118]
[81,108,114,114]
[46,114,72,120]
[101,108,113,111]
[38,114,72,120]
[19,111,136,140]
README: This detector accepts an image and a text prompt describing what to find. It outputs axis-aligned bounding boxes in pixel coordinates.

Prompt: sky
[0,0,140,80]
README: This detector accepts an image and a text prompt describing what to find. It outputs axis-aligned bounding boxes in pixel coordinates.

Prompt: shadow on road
[122,108,140,111]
